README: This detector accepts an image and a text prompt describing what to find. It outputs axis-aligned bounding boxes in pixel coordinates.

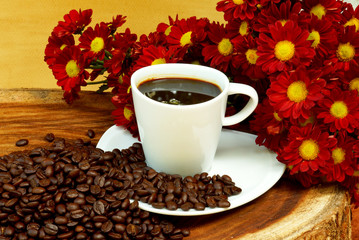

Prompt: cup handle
[222,83,259,126]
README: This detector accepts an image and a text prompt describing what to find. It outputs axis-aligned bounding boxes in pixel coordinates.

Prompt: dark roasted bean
[87,129,95,138]
[16,139,29,147]
[45,133,55,142]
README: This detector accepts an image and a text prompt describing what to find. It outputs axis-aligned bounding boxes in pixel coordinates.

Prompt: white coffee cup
[131,63,258,176]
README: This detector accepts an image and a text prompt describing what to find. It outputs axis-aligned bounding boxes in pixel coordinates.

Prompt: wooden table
[0,89,352,239]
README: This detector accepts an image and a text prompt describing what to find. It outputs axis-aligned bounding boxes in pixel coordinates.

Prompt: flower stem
[87,80,108,85]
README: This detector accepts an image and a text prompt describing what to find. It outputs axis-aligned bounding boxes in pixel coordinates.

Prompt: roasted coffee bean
[66,189,79,199]
[16,139,29,147]
[101,220,113,233]
[55,216,69,225]
[87,129,95,139]
[45,133,55,142]
[93,200,105,215]
[44,223,58,235]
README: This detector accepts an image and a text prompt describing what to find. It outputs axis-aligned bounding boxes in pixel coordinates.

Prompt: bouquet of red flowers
[45,0,359,206]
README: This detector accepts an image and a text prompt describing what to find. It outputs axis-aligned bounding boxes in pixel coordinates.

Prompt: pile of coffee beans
[1,133,241,239]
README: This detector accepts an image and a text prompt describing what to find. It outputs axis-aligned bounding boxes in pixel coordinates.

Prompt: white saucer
[97,125,285,216]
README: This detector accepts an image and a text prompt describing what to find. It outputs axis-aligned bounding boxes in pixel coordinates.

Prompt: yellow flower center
[118,75,123,84]
[307,30,320,48]
[344,17,359,32]
[299,115,315,127]
[218,38,234,56]
[279,19,288,26]
[60,44,67,51]
[90,37,105,53]
[180,31,193,47]
[287,81,308,103]
[299,139,319,161]
[239,21,249,36]
[337,43,356,62]
[123,105,133,121]
[310,4,327,20]
[274,40,295,62]
[330,101,348,119]
[349,77,359,93]
[245,49,259,64]
[332,147,345,165]
[354,170,359,177]
[164,26,172,36]
[273,112,282,121]
[151,58,166,65]
[233,0,244,5]
[65,60,80,78]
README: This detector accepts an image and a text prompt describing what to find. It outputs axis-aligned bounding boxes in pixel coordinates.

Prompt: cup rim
[131,63,229,109]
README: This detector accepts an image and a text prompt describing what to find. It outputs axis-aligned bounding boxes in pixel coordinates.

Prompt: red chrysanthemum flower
[325,26,359,71]
[53,9,92,37]
[108,72,132,100]
[342,65,359,94]
[267,66,326,120]
[111,95,139,138]
[236,35,266,79]
[133,32,168,61]
[301,0,343,22]
[250,98,289,152]
[105,15,126,34]
[63,86,81,104]
[216,0,258,21]
[257,21,315,74]
[156,15,180,36]
[256,0,280,8]
[253,0,303,34]
[166,17,207,50]
[306,16,338,59]
[202,22,241,72]
[105,28,138,75]
[316,89,359,133]
[51,45,89,92]
[79,23,112,60]
[323,132,355,182]
[44,33,75,67]
[226,18,253,38]
[277,124,337,175]
[341,4,359,32]
[132,45,179,71]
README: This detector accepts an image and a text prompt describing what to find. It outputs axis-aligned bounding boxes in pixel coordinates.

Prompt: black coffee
[138,77,222,105]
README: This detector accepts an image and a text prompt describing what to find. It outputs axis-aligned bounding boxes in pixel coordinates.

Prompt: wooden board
[0,89,352,239]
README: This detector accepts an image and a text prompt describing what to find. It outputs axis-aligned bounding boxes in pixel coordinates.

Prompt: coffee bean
[93,200,105,215]
[16,139,29,147]
[87,129,95,139]
[126,223,141,236]
[101,220,113,233]
[71,209,85,220]
[55,216,69,225]
[3,183,16,192]
[66,189,79,199]
[90,185,101,195]
[30,186,45,194]
[180,202,194,211]
[45,133,55,142]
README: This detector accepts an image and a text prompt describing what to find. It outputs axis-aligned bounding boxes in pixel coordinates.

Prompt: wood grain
[0,88,352,239]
